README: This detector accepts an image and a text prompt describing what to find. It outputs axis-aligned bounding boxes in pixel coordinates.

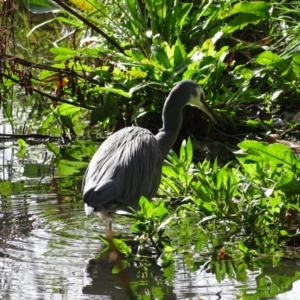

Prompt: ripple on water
[1,143,300,299]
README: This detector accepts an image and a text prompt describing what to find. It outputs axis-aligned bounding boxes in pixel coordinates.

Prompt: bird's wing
[83,127,162,211]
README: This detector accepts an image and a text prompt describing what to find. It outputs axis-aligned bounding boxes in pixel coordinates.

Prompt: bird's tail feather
[85,203,94,216]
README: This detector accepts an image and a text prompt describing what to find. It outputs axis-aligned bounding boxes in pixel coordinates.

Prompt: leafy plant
[160,137,195,198]
[126,196,172,254]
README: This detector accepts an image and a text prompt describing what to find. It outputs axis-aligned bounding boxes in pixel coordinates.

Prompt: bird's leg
[108,220,112,236]
[106,220,136,299]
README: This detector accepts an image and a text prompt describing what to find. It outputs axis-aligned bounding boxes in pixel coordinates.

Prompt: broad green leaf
[113,238,132,255]
[173,39,187,66]
[59,115,74,130]
[162,165,178,178]
[255,51,288,72]
[237,141,300,171]
[218,1,270,19]
[56,159,87,176]
[125,69,147,79]
[151,44,172,69]
[130,220,143,232]
[222,13,264,35]
[112,260,128,274]
[238,241,249,253]
[164,245,174,252]
[39,111,55,132]
[139,196,155,218]
[56,104,81,132]
[152,202,169,220]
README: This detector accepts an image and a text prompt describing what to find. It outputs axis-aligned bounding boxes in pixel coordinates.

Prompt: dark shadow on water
[82,243,177,300]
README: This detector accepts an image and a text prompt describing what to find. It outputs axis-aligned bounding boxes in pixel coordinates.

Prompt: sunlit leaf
[255,51,288,72]
[238,241,249,254]
[113,238,132,255]
[139,196,155,219]
[112,260,128,274]
[223,13,264,35]
[152,202,169,220]
[237,141,300,171]
[218,1,270,19]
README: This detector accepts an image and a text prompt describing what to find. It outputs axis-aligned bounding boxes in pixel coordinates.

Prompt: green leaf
[255,51,289,72]
[292,52,300,77]
[186,137,193,167]
[139,196,155,219]
[112,260,128,274]
[151,43,172,69]
[113,238,132,255]
[59,115,74,130]
[160,176,180,194]
[238,241,249,254]
[152,202,169,220]
[162,165,178,178]
[58,103,82,117]
[222,13,264,35]
[164,245,174,252]
[56,159,87,176]
[218,1,270,19]
[177,3,193,28]
[236,141,300,172]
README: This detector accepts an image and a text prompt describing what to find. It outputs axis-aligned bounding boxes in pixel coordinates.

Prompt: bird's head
[174,80,219,124]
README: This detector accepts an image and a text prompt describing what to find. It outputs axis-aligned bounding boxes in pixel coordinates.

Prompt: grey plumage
[83,127,162,217]
[83,80,217,219]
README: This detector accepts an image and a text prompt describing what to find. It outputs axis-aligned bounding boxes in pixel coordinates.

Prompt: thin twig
[52,0,125,54]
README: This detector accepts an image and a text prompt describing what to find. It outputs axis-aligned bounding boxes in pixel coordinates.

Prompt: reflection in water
[82,255,176,299]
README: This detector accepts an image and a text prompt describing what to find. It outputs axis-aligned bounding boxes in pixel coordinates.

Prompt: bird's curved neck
[155,98,183,160]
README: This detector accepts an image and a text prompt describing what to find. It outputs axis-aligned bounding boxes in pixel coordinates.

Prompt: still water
[1,127,300,299]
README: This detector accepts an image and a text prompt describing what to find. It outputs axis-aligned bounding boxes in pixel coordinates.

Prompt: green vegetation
[1,0,300,286]
[106,139,300,274]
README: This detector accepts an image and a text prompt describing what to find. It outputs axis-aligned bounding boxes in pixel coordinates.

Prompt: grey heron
[82,80,218,225]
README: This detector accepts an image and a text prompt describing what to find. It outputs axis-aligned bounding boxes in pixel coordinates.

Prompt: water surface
[1,124,300,299]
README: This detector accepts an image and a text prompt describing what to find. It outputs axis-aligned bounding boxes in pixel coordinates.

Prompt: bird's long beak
[189,97,221,125]
[188,85,223,126]
[195,99,220,124]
